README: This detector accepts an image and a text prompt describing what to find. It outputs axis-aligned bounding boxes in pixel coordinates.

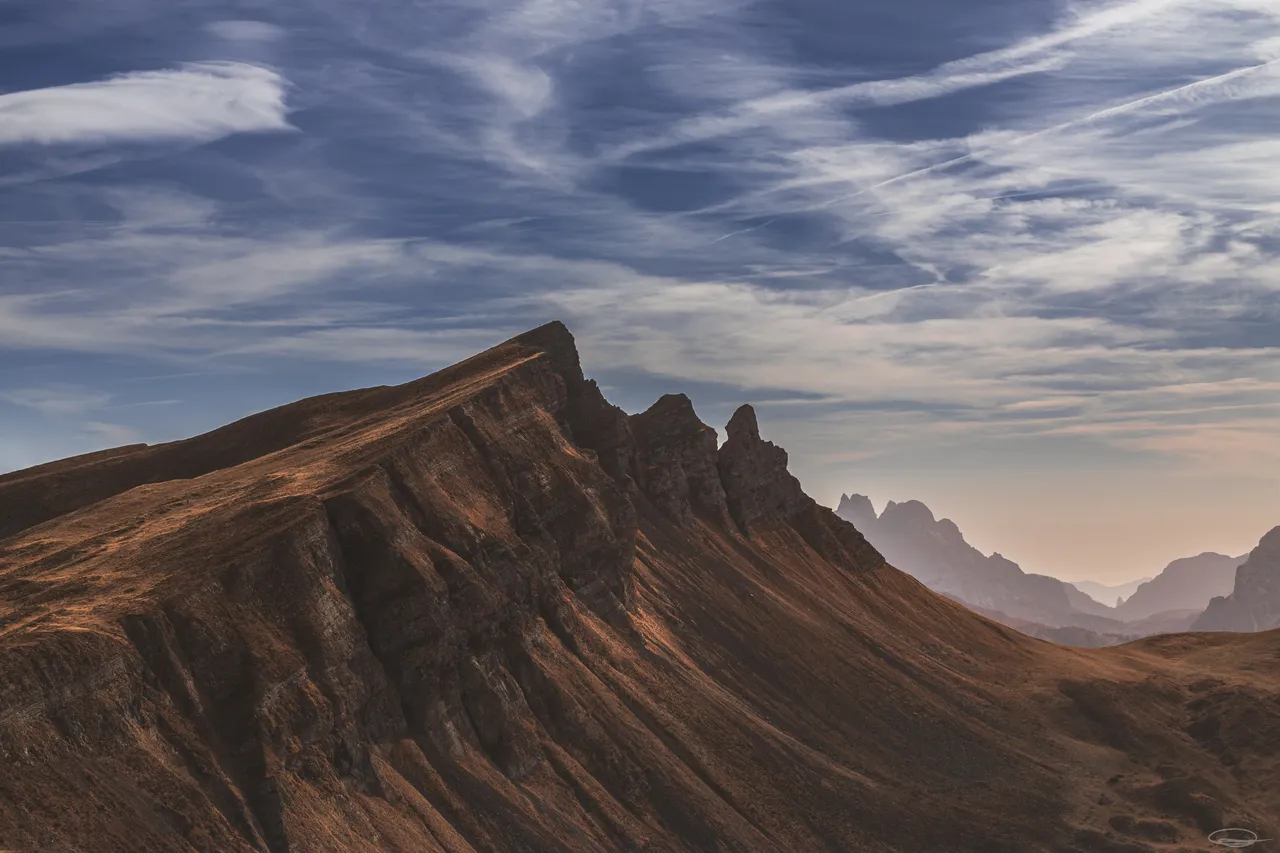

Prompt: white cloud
[0,231,426,356]
[0,62,292,147]
[101,186,220,229]
[0,387,112,417]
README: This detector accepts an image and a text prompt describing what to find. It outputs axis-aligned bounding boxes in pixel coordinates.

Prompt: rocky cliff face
[716,405,808,533]
[1194,527,1280,632]
[2,323,1279,853]
[628,393,732,528]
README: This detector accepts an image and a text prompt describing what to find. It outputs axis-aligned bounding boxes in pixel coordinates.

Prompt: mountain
[833,494,1265,644]
[3,322,1280,851]
[834,494,1122,632]
[1070,578,1152,608]
[1113,553,1245,620]
[1194,527,1280,632]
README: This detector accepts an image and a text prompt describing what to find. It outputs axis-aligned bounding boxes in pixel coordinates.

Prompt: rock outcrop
[718,406,881,566]
[628,394,732,528]
[1194,527,1280,632]
[2,322,1279,853]
[716,404,808,532]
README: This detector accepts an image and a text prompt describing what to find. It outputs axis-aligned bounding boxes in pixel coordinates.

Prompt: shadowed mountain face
[3,324,1280,852]
[1115,553,1245,621]
[1194,528,1280,633]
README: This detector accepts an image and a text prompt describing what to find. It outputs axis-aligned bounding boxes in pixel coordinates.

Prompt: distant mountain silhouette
[835,494,1125,633]
[1069,577,1151,608]
[1194,527,1280,632]
[836,493,1262,645]
[1113,552,1244,620]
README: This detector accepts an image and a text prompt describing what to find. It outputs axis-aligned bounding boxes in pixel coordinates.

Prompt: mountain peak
[836,493,878,528]
[725,403,761,443]
[1258,525,1280,551]
[717,404,802,532]
[511,318,577,356]
[629,393,731,526]
[641,392,696,417]
[880,499,937,526]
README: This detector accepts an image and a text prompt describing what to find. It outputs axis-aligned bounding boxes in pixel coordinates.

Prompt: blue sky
[3,0,1279,580]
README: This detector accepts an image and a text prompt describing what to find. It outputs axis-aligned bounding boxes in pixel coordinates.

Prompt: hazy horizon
[3,0,1279,584]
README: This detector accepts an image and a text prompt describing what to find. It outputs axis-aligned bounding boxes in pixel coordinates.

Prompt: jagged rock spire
[628,394,733,527]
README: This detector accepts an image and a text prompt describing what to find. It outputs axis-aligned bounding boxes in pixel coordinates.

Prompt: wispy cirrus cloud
[0,387,113,417]
[3,0,1280,573]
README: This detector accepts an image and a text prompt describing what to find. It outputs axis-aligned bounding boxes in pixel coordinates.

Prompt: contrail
[812,57,1280,210]
[710,218,777,244]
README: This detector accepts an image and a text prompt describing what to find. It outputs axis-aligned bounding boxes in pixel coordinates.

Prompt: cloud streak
[0,62,291,147]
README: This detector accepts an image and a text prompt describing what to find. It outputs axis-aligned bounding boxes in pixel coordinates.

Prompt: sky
[2,0,1279,582]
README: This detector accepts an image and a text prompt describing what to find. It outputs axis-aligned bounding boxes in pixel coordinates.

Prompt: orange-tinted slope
[1,322,1277,853]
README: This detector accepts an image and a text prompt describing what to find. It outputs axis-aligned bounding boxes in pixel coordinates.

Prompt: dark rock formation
[1193,527,1280,632]
[716,404,808,533]
[513,321,639,490]
[717,405,882,566]
[628,394,733,528]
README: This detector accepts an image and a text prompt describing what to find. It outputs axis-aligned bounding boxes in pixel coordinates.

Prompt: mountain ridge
[3,322,1279,852]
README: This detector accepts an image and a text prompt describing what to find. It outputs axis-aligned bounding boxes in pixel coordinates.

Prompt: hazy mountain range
[836,493,1253,646]
[1068,577,1151,608]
